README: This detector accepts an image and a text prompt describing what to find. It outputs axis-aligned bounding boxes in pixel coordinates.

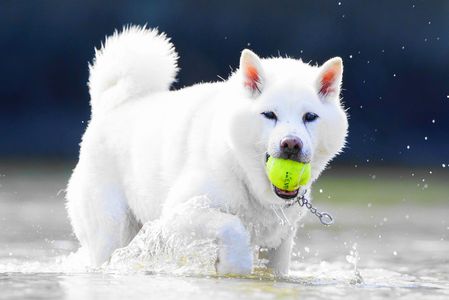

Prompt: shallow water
[1,166,449,299]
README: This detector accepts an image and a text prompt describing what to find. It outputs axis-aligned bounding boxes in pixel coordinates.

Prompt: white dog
[66,26,348,275]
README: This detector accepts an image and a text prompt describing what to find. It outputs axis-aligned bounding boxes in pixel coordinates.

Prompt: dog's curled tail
[88,25,179,116]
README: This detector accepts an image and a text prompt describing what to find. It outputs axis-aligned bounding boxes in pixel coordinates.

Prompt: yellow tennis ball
[265,157,311,191]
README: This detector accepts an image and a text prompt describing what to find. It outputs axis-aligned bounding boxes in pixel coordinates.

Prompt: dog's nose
[280,136,303,156]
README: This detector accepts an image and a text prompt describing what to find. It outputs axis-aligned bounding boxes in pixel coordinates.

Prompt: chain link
[294,190,334,226]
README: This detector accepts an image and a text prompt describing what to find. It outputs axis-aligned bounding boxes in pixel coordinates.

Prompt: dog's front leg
[266,233,295,276]
[214,216,253,275]
[162,196,253,275]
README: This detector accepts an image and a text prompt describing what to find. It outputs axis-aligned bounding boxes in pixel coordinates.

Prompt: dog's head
[228,49,348,205]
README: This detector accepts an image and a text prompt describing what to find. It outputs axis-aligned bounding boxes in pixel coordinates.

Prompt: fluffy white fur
[88,26,178,117]
[66,25,348,276]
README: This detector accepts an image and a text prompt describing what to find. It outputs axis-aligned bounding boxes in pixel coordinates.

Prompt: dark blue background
[1,0,448,166]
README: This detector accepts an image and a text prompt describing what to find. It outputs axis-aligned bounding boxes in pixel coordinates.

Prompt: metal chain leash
[294,190,334,226]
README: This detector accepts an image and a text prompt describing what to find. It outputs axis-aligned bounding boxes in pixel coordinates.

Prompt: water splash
[106,220,218,275]
[345,243,364,284]
[0,247,91,274]
[270,204,288,226]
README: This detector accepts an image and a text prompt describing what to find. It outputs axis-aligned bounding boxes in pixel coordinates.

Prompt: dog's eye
[303,112,319,123]
[261,111,277,121]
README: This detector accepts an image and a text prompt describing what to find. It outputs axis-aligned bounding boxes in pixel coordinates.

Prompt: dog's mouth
[265,153,300,200]
[273,186,299,199]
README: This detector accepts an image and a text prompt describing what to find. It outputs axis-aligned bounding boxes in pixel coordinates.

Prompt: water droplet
[393,73,397,77]
[424,136,428,140]
[349,54,353,59]
[319,189,323,193]
[406,145,410,149]
[338,1,342,5]
[393,251,398,256]
[401,46,405,50]
[432,119,436,124]
[442,164,446,168]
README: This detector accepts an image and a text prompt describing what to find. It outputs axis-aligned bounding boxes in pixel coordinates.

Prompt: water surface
[1,165,448,299]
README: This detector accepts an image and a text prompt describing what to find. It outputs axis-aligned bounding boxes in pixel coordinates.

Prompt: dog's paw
[215,246,253,275]
[213,218,253,275]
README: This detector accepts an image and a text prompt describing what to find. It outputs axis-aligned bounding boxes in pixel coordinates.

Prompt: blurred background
[1,0,448,209]
[1,0,448,203]
[1,0,448,166]
[0,2,448,298]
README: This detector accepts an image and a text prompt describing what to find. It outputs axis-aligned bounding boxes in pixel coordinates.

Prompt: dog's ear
[316,57,343,101]
[239,49,264,96]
